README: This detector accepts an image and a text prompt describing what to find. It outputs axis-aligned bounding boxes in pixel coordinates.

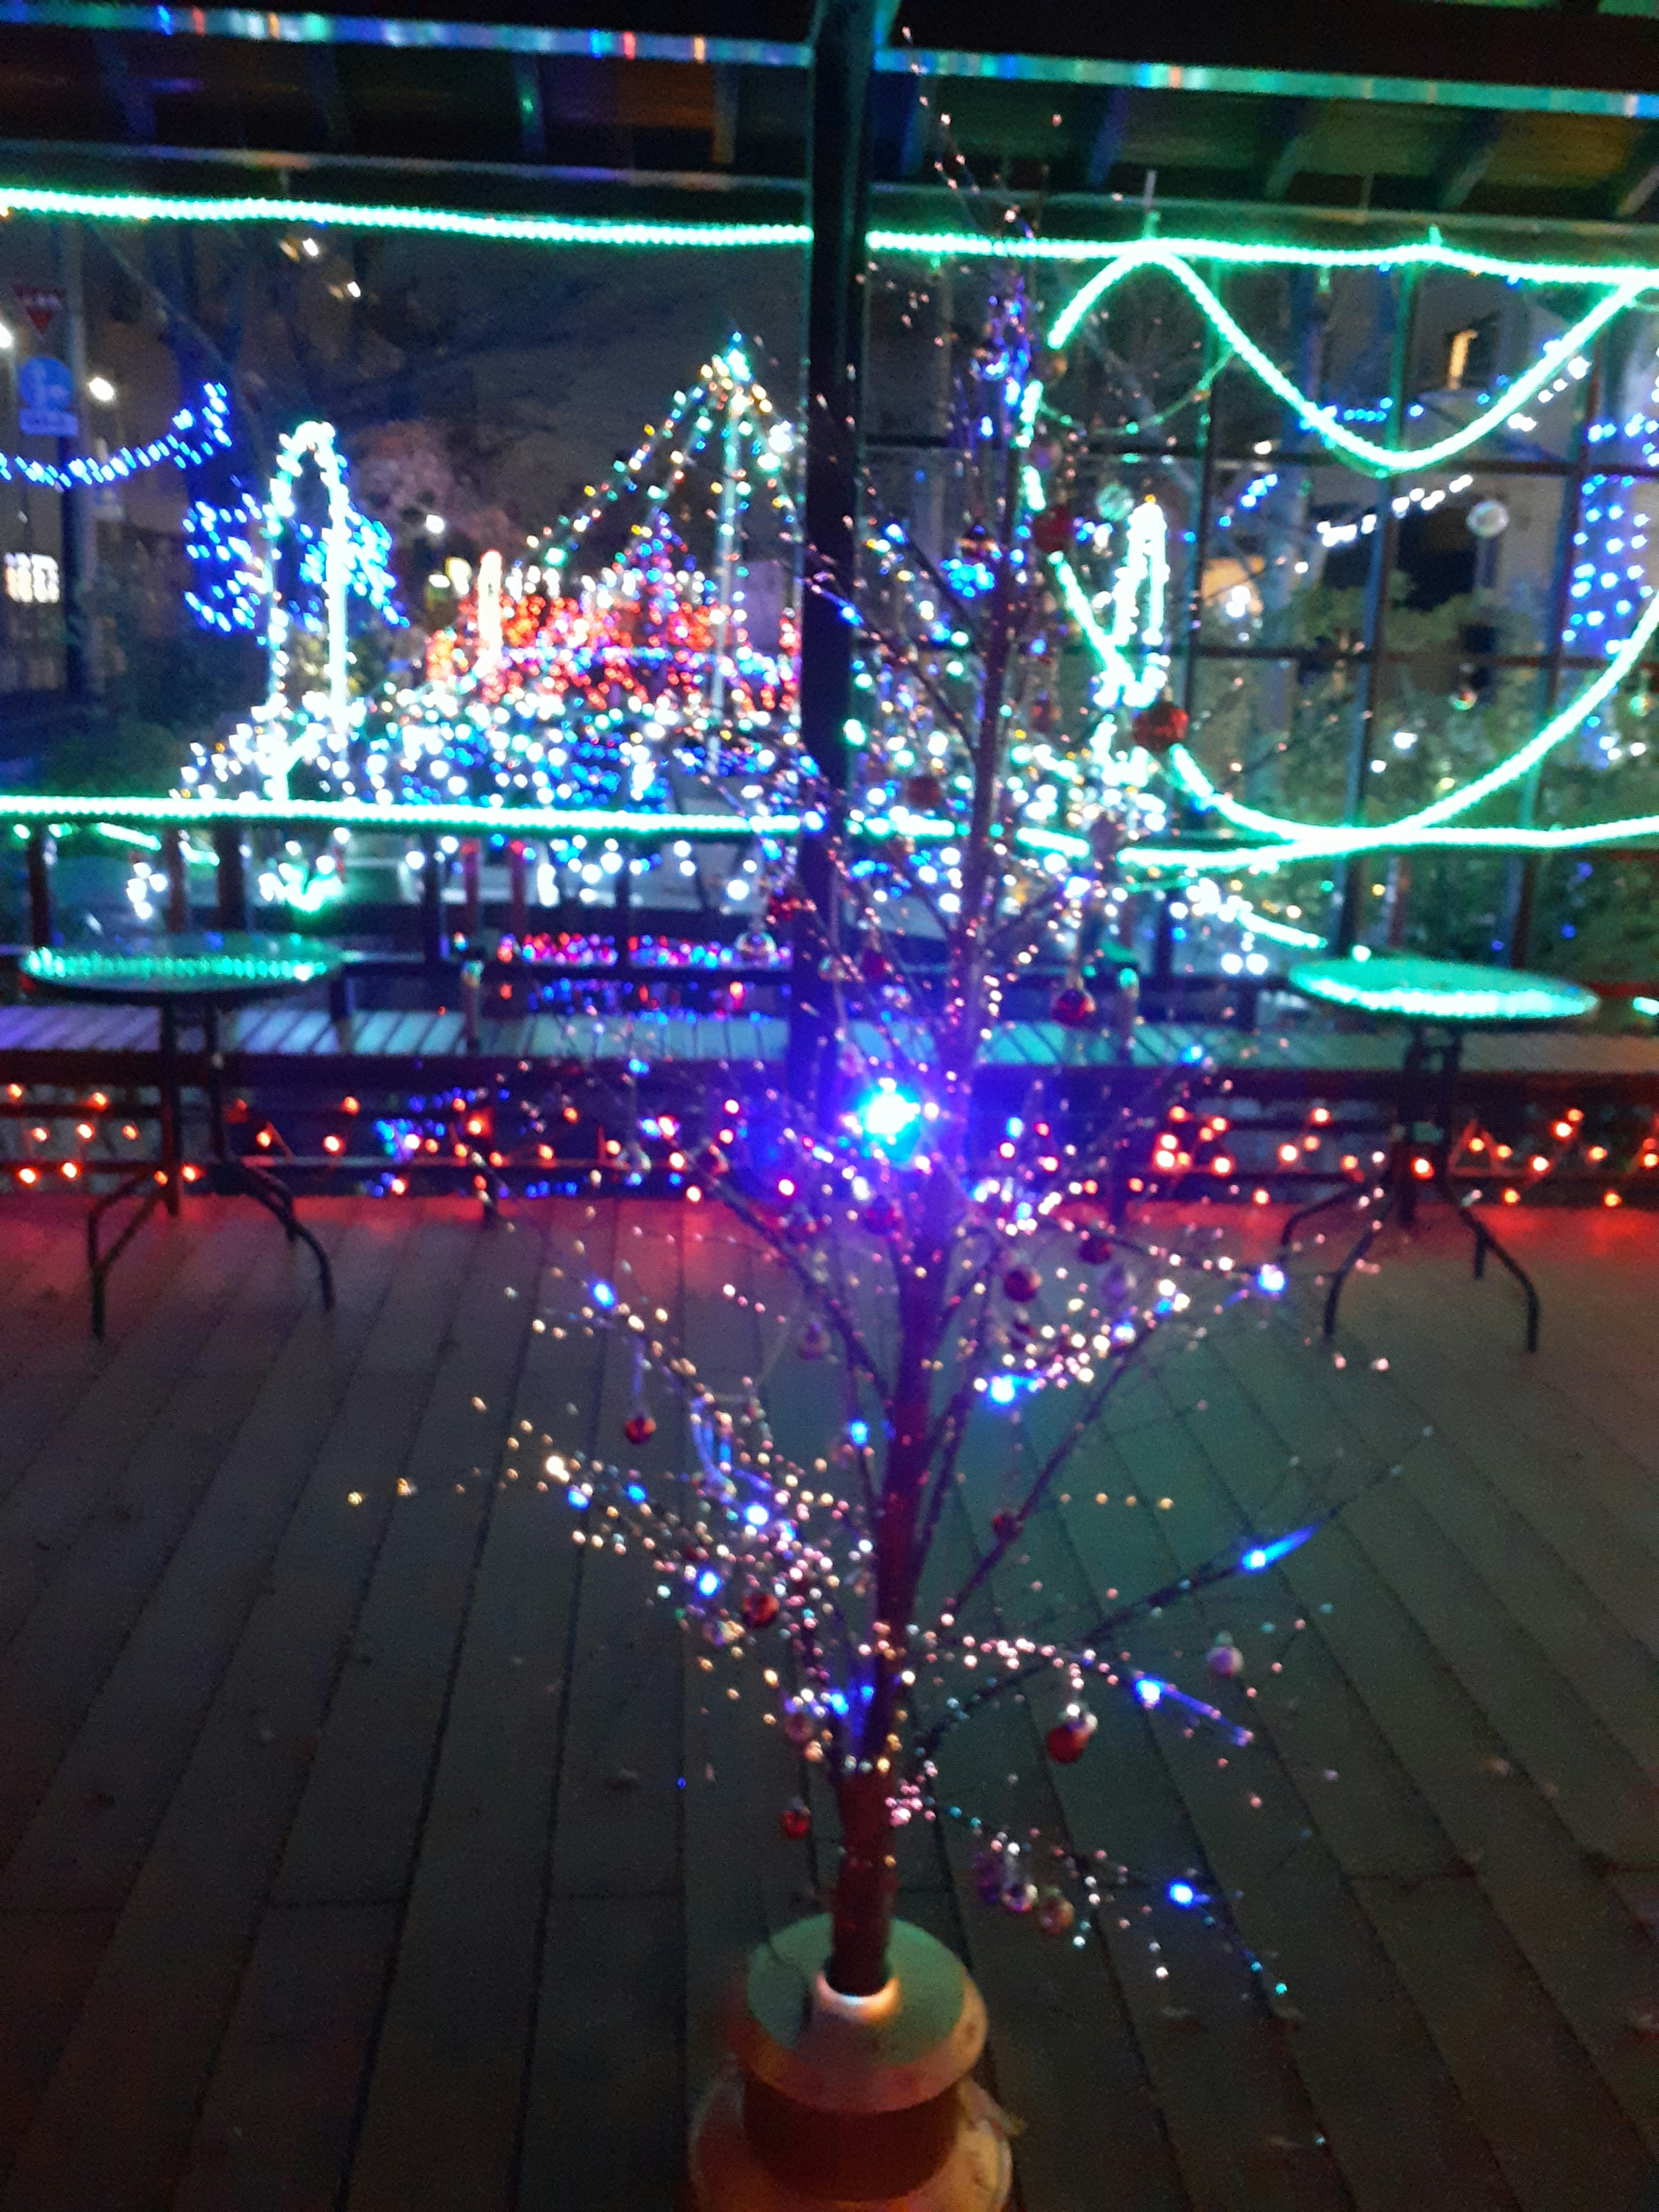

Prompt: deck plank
[340,1211,615,2212]
[2,1206,515,2212]
[518,1203,690,2212]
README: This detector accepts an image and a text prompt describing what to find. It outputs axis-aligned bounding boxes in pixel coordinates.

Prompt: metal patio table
[21,934,345,1337]
[1278,953,1599,1352]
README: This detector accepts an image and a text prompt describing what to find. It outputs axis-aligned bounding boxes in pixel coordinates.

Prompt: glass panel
[0,210,806,941]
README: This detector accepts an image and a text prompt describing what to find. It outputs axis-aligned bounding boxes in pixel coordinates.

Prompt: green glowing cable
[1044,242,1653,475]
[1054,549,1659,858]
[0,182,808,249]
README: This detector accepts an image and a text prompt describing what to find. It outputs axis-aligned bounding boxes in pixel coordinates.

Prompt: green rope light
[0,796,804,836]
[1287,953,1598,1022]
[6,184,1659,293]
[0,183,809,249]
[1043,241,1653,475]
[1052,546,1659,861]
[22,943,340,986]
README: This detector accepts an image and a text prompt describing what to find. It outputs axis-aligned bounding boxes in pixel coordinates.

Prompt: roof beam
[1433,111,1504,211]
[1262,99,1315,201]
[1084,85,1131,190]
[1613,126,1659,219]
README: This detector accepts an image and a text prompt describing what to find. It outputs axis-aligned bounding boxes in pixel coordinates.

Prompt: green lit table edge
[21,933,347,1005]
[1287,954,1599,1023]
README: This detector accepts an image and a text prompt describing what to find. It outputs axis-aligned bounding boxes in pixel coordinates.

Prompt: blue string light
[0,381,231,490]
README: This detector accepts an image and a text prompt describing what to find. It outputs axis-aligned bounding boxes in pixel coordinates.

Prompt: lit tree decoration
[531,275,1389,2046]
[181,420,406,803]
[393,339,801,817]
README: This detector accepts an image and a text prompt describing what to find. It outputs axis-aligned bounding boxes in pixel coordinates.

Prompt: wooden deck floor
[3,997,1659,1089]
[0,1191,1655,2211]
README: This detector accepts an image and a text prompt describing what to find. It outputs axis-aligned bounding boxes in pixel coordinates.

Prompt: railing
[0,793,1299,1036]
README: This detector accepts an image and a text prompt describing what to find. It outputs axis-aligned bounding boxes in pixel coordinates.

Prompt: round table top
[21,933,346,1009]
[1287,952,1599,1024]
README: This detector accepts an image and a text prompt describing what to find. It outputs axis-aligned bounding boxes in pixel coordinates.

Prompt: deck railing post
[421,836,444,969]
[162,826,189,932]
[213,821,248,932]
[26,827,54,948]
[461,839,482,945]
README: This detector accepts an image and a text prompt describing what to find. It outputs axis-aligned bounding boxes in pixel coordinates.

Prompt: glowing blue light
[1256,1263,1287,1296]
[1167,1881,1197,1908]
[1240,1526,1315,1572]
[697,1569,722,1598]
[626,1483,648,1503]
[744,1503,769,1529]
[591,1280,617,1309]
[567,1487,591,1510]
[1135,1678,1163,1709]
[856,1079,923,1149]
[847,1419,869,1447]
[988,1376,1018,1405]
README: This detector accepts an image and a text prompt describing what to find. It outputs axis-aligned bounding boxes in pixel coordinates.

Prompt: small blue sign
[17,355,76,437]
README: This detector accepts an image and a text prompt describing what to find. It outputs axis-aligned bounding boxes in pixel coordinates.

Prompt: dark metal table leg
[1437,1178,1540,1351]
[203,999,333,1311]
[1280,1179,1364,1249]
[87,1165,166,1339]
[1321,1187,1396,1338]
[159,1001,183,1217]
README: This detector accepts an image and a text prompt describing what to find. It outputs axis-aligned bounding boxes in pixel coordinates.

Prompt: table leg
[159,1001,183,1217]
[203,1004,334,1311]
[1435,1176,1541,1352]
[87,1166,167,1340]
[1279,1179,1365,1251]
[1320,1186,1396,1338]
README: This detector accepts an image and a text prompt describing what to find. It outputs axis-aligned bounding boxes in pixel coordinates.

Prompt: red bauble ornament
[1077,1229,1114,1266]
[780,1799,812,1841]
[1036,1889,1077,1937]
[1131,699,1190,756]
[991,1510,1020,1543]
[1206,1633,1245,1681]
[623,1412,656,1446]
[1030,504,1074,557]
[861,1197,902,1236]
[1050,985,1097,1030]
[1046,1706,1098,1764]
[860,941,893,985]
[742,1588,780,1631]
[1002,1264,1041,1304]
[902,773,944,812]
[1000,1878,1039,1916]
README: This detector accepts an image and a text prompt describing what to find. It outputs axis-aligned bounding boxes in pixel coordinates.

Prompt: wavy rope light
[1053,546,1659,856]
[1045,243,1655,474]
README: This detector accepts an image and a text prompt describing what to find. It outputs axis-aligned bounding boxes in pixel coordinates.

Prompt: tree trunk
[827,1764,899,1995]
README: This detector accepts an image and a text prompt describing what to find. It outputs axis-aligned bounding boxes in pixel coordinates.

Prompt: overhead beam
[1433,111,1504,211]
[1084,85,1131,189]
[1262,98,1315,201]
[1613,125,1659,219]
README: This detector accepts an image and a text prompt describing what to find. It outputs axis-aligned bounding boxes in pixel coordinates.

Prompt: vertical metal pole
[461,838,482,944]
[55,222,95,703]
[788,0,889,1111]
[421,836,443,968]
[1506,342,1602,967]
[162,826,189,932]
[508,839,529,942]
[213,820,248,931]
[26,826,54,947]
[614,855,636,996]
[1334,268,1418,954]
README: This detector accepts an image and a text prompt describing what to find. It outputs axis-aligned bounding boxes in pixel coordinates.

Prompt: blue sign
[17,355,76,437]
